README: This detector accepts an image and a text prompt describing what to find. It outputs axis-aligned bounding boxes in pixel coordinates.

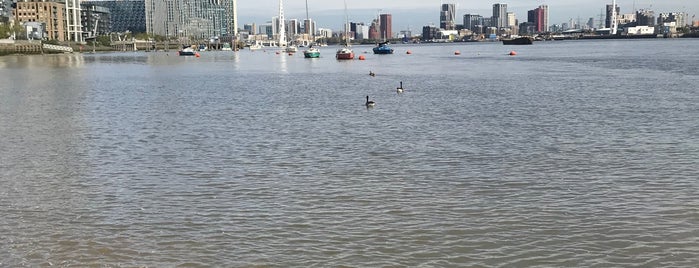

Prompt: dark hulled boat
[372,41,394,54]
[502,37,533,45]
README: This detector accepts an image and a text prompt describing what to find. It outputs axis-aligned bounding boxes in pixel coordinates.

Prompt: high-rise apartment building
[303,19,315,35]
[65,0,82,42]
[287,19,299,36]
[507,12,516,28]
[146,0,237,39]
[492,3,507,29]
[539,5,548,32]
[463,14,483,32]
[527,5,549,33]
[379,13,391,40]
[84,0,146,33]
[440,3,455,30]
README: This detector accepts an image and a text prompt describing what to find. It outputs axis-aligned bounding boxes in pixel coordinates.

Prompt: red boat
[336,47,354,60]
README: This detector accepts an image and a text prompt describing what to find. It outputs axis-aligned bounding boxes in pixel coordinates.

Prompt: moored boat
[502,36,533,45]
[249,44,262,51]
[178,46,197,56]
[285,45,298,53]
[302,0,320,58]
[304,45,320,58]
[336,47,354,60]
[372,41,394,54]
[335,0,354,60]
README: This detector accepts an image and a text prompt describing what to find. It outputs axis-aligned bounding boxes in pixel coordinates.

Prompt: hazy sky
[238,0,698,30]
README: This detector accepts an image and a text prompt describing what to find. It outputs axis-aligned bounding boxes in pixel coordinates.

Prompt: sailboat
[335,0,354,60]
[303,0,320,58]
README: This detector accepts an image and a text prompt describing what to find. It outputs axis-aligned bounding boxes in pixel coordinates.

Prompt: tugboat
[372,41,394,54]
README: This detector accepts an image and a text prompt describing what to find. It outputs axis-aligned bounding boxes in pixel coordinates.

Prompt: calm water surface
[1,39,699,267]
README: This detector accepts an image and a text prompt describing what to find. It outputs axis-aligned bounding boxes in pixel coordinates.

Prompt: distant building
[440,3,456,30]
[24,21,46,40]
[422,25,440,41]
[605,4,620,28]
[0,0,11,22]
[350,22,366,40]
[272,17,280,37]
[618,13,636,26]
[492,3,508,29]
[146,0,236,38]
[303,19,315,35]
[527,5,549,33]
[84,0,145,34]
[355,24,368,40]
[636,9,655,26]
[259,23,273,38]
[625,25,654,35]
[539,5,549,32]
[483,17,492,30]
[507,12,517,33]
[379,13,392,40]
[13,0,67,41]
[244,23,256,35]
[587,18,595,29]
[80,3,111,38]
[65,0,82,42]
[317,28,331,39]
[368,19,379,40]
[519,21,536,35]
[658,12,687,27]
[287,19,299,36]
[463,14,483,32]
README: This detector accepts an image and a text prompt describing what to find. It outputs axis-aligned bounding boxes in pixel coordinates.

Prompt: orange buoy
[454,50,461,55]
[195,53,200,57]
[358,55,366,60]
[406,50,412,54]
[509,51,517,56]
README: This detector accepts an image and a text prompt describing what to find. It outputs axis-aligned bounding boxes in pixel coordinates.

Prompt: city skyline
[239,0,697,31]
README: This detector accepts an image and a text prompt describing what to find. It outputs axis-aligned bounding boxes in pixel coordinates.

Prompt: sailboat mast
[376,10,382,41]
[344,0,349,46]
[306,0,312,43]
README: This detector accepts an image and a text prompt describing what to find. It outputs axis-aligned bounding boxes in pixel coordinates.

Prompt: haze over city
[238,0,698,31]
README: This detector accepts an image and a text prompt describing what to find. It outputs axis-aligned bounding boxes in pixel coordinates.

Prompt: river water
[1,39,698,267]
